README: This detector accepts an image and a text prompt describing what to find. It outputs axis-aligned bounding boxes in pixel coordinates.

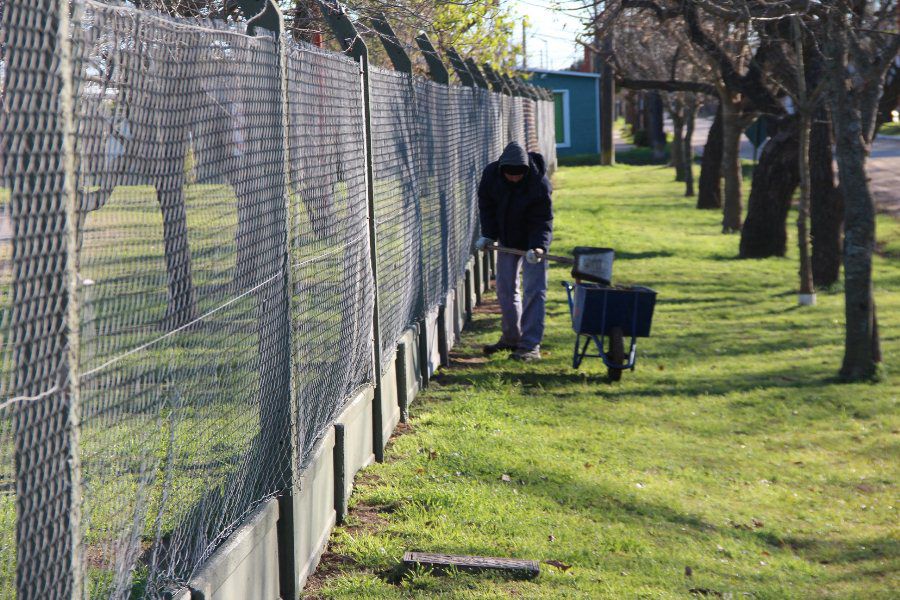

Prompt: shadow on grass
[495,462,898,578]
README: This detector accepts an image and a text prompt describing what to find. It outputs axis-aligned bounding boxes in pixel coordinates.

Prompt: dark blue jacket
[478,151,553,252]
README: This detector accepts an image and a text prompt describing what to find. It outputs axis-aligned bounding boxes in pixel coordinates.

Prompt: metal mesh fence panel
[507,96,527,148]
[284,40,374,467]
[538,99,558,174]
[436,83,460,293]
[414,78,449,312]
[0,0,561,594]
[523,98,539,153]
[71,3,289,595]
[369,67,423,368]
[446,87,480,289]
[486,91,505,166]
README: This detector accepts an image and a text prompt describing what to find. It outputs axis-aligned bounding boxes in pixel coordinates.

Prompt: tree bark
[831,97,880,379]
[794,18,814,303]
[739,116,799,258]
[683,102,696,196]
[671,112,685,181]
[720,97,744,232]
[810,113,842,288]
[697,104,723,209]
[796,111,815,298]
[646,91,667,160]
[626,91,641,132]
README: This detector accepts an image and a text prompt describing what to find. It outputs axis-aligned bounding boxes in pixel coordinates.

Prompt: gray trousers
[495,252,548,351]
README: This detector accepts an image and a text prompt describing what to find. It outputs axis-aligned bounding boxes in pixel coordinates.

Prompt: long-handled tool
[483,244,614,285]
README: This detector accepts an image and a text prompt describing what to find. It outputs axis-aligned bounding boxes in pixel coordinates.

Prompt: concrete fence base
[377,360,401,456]
[185,499,280,600]
[464,258,475,321]
[425,306,441,375]
[293,429,336,591]
[334,386,376,523]
[454,278,466,340]
[396,327,420,420]
[174,268,486,599]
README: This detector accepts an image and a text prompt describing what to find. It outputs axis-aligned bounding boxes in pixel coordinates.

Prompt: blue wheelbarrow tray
[562,282,657,371]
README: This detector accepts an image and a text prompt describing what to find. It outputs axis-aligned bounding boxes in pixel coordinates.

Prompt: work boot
[483,340,516,355]
[510,346,541,362]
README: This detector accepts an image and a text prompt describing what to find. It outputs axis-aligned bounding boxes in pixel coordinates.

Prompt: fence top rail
[283,35,360,68]
[82,0,272,43]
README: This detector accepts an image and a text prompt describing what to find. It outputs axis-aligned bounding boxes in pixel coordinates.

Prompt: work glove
[475,236,495,251]
[526,248,544,264]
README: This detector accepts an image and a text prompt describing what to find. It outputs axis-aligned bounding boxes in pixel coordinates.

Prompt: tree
[810,112,842,288]
[820,1,898,380]
[592,1,788,232]
[590,9,713,197]
[666,91,699,195]
[739,114,799,257]
[338,0,524,73]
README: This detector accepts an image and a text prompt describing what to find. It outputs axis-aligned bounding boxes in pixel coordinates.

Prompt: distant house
[526,69,601,159]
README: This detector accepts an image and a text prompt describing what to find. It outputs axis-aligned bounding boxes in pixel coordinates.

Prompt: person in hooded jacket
[475,141,553,362]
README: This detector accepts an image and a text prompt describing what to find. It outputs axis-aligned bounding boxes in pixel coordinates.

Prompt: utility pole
[596,22,615,165]
[522,21,527,69]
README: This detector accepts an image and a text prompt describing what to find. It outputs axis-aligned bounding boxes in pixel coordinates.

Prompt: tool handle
[484,245,574,265]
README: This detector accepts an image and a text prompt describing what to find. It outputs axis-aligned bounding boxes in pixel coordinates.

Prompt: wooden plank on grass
[402,552,540,579]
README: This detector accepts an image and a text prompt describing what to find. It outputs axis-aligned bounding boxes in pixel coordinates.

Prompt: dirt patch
[303,502,400,597]
[473,296,501,315]
[302,551,359,598]
[449,355,489,366]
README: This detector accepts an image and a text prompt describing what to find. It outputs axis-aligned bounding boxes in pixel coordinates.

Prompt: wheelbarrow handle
[482,244,575,265]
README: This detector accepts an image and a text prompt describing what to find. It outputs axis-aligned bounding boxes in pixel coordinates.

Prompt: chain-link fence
[0,0,557,597]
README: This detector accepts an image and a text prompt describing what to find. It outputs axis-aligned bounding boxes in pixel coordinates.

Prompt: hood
[498,142,529,167]
[498,142,547,180]
[528,151,547,178]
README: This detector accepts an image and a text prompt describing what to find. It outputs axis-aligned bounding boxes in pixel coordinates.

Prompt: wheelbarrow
[561,282,657,381]
[486,245,615,284]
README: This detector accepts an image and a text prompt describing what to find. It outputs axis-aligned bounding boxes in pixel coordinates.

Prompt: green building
[527,68,602,160]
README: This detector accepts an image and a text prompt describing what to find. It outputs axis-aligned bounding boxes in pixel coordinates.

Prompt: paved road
[686,117,900,216]
[868,135,900,217]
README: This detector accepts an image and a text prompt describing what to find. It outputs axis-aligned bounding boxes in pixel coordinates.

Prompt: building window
[553,89,571,148]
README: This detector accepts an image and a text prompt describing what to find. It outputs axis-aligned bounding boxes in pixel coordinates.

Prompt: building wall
[528,72,600,157]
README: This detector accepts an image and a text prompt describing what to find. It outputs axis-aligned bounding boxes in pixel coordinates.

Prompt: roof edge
[524,68,602,79]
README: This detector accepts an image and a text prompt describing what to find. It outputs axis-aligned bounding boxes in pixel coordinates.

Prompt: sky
[507,0,591,71]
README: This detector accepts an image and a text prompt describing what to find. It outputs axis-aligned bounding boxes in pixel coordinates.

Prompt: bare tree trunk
[683,101,696,196]
[794,19,815,305]
[720,97,744,232]
[739,116,799,257]
[646,91,666,159]
[697,104,723,209]
[796,111,815,303]
[810,112,842,288]
[831,100,881,379]
[671,112,685,181]
[626,91,641,133]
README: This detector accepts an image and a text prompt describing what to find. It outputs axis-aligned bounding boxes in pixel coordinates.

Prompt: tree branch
[621,0,681,21]
[617,76,717,95]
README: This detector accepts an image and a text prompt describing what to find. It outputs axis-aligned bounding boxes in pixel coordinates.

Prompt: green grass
[878,121,900,136]
[311,164,899,599]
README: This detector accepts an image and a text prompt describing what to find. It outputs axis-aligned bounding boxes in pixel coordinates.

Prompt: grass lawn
[308,164,899,599]
[879,121,900,136]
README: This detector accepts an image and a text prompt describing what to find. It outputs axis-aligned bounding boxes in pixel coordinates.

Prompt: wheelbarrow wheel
[607,327,625,382]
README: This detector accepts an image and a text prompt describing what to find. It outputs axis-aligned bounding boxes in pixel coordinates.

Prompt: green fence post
[2,0,82,597]
[317,1,387,461]
[235,2,298,596]
[368,12,431,391]
[464,58,491,90]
